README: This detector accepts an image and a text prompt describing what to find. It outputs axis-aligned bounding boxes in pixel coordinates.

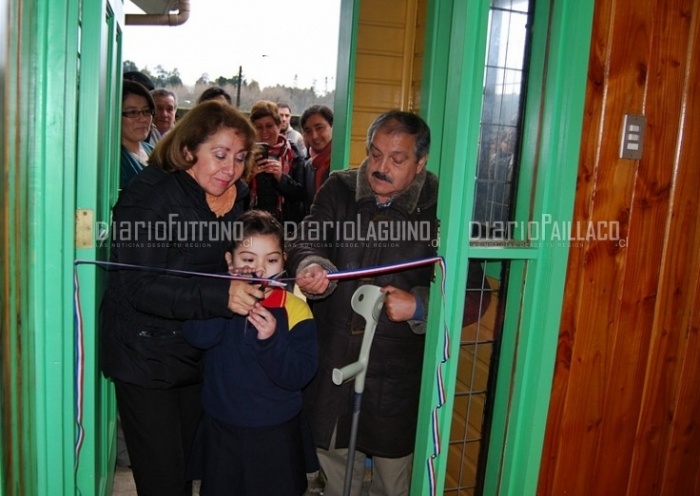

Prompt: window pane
[471,3,531,238]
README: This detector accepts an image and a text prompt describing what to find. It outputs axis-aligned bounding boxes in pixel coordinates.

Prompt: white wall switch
[620,114,646,160]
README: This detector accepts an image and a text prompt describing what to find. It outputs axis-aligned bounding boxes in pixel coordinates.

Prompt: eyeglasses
[121,109,155,119]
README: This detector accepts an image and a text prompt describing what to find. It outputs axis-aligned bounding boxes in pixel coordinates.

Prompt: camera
[255,142,269,160]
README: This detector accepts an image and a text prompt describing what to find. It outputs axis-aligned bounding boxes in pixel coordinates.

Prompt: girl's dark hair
[122,80,155,111]
[148,100,256,174]
[300,105,334,129]
[232,210,284,251]
[197,86,232,104]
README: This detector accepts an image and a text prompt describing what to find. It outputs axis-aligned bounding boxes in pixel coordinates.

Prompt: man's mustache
[372,171,392,183]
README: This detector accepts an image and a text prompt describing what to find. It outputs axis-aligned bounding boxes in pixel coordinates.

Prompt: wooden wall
[539,0,700,494]
[349,0,425,167]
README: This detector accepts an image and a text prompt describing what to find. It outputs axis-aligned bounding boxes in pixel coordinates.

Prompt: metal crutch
[332,284,386,496]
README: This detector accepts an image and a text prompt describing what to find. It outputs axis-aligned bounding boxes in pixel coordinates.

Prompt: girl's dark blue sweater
[182,289,317,428]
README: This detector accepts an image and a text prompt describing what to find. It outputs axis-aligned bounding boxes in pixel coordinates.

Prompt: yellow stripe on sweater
[285,292,314,330]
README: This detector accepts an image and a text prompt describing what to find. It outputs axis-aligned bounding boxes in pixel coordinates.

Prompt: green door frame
[0,0,83,493]
[411,0,595,494]
[1,0,124,494]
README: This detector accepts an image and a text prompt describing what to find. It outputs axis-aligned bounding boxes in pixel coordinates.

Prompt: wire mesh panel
[444,260,505,495]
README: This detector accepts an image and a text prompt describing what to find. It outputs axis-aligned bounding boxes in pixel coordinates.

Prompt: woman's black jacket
[99,166,247,388]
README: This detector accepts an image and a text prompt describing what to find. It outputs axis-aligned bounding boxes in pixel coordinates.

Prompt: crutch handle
[331,284,385,394]
[351,284,385,324]
[332,362,364,385]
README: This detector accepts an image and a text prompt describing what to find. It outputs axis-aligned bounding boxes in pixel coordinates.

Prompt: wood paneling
[350,0,424,167]
[539,0,700,494]
[357,25,407,53]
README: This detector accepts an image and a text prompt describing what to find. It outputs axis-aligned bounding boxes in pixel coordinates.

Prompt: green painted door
[1,0,122,494]
[73,0,124,494]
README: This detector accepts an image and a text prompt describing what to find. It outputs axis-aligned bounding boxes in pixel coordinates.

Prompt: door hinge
[75,209,94,248]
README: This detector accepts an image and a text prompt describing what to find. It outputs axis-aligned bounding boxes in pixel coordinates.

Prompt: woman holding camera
[248,100,306,228]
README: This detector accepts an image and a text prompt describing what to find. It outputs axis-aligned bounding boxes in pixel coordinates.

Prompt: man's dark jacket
[286,161,439,457]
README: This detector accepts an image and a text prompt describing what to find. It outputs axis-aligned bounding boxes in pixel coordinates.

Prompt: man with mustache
[287,110,438,496]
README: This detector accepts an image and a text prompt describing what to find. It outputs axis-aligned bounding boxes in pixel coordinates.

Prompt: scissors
[257,269,287,291]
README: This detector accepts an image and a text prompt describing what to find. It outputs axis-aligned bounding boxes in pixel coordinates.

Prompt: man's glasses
[122,108,155,119]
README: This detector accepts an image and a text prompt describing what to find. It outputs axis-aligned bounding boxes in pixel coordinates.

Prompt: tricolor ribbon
[73,268,85,470]
[325,256,444,280]
[428,256,449,496]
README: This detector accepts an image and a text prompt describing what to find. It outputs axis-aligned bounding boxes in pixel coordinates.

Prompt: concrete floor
[112,467,201,496]
[110,466,138,496]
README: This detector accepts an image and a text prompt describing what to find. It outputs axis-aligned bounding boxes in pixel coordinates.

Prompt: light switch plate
[620,114,645,160]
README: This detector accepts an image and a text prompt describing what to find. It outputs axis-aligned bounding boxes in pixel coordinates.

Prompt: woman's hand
[252,158,283,181]
[228,279,264,315]
[381,285,416,322]
[247,302,277,340]
[295,263,330,295]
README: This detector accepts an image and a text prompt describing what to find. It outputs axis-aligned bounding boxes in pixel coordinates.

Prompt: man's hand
[295,263,330,295]
[381,285,417,322]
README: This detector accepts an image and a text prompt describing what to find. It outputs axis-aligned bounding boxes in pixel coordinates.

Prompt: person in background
[248,100,306,228]
[124,70,162,146]
[119,80,155,189]
[279,103,307,157]
[287,110,439,496]
[152,88,178,136]
[115,79,159,466]
[100,101,264,496]
[197,86,233,105]
[300,105,334,215]
[183,209,318,496]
